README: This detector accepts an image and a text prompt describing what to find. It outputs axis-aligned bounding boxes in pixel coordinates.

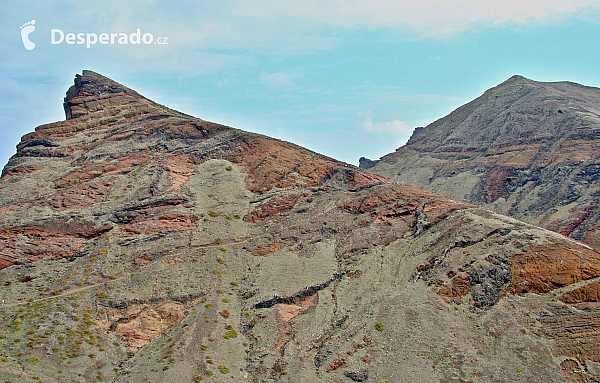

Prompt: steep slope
[370,76,600,251]
[1,71,600,382]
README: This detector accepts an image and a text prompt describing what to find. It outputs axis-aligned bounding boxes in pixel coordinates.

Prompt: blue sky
[1,1,599,167]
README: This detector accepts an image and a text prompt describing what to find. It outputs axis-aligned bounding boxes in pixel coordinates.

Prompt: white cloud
[5,0,595,77]
[259,71,295,87]
[363,118,412,134]
[236,0,600,38]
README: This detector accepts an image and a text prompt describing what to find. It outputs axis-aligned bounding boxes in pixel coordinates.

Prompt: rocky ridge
[0,71,599,382]
[370,75,600,252]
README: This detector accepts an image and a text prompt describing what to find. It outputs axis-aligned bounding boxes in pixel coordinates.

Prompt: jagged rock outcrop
[358,157,379,169]
[1,71,600,382]
[370,75,600,252]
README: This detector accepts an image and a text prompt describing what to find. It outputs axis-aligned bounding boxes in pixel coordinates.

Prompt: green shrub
[224,325,237,339]
[219,365,230,374]
[375,322,384,331]
[224,329,237,339]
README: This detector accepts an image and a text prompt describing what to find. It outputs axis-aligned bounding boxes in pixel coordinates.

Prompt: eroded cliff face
[371,75,600,252]
[0,71,599,382]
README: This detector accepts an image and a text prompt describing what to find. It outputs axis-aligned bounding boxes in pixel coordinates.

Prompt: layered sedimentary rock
[369,76,600,252]
[0,71,599,382]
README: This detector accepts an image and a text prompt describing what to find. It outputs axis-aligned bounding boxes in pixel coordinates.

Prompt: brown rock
[114,302,186,349]
[438,274,471,301]
[561,280,600,303]
[252,243,281,256]
[244,193,304,223]
[162,153,200,190]
[511,245,600,294]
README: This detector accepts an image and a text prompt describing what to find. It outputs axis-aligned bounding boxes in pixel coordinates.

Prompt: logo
[20,20,35,50]
[19,20,168,50]
[51,29,168,48]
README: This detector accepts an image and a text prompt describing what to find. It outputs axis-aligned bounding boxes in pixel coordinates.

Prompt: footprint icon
[20,20,35,51]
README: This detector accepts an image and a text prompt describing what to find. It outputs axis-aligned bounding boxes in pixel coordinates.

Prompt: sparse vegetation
[219,365,230,374]
[375,322,384,331]
[224,325,238,339]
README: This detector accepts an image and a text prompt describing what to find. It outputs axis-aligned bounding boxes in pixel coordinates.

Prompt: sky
[1,1,599,168]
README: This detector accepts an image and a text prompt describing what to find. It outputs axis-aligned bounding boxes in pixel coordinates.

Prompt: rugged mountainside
[1,71,600,382]
[369,76,600,252]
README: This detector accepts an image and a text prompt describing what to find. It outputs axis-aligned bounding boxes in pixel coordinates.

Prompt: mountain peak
[372,75,600,250]
[62,70,192,121]
[506,74,531,82]
[63,70,143,120]
[492,74,538,91]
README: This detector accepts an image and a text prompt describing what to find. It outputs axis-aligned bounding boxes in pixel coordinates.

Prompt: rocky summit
[1,71,600,382]
[369,76,600,253]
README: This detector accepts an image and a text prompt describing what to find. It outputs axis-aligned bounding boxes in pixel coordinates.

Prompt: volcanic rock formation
[1,71,600,382]
[369,75,600,252]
